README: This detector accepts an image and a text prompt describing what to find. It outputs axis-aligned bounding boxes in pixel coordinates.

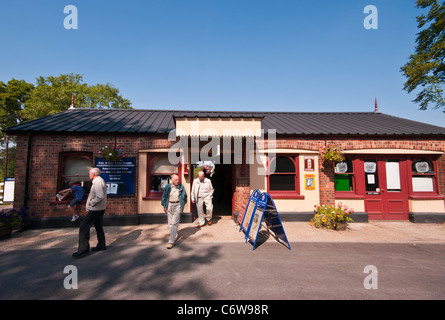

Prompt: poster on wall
[3,178,15,202]
[95,157,135,196]
[305,174,315,190]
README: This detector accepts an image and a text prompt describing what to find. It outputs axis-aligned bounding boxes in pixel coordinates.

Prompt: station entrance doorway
[191,162,234,218]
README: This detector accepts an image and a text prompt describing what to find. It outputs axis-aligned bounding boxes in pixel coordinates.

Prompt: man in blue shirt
[57,181,84,221]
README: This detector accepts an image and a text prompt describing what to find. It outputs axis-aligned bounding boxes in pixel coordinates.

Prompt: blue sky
[1,0,444,127]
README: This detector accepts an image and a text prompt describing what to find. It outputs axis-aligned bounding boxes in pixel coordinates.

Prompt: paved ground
[1,217,445,301]
[1,216,445,251]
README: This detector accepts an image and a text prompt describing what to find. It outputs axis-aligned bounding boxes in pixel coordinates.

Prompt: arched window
[267,155,300,197]
[59,152,93,194]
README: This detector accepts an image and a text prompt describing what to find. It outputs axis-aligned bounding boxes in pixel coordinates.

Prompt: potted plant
[0,207,34,240]
[99,144,126,161]
[311,203,354,230]
[320,144,345,163]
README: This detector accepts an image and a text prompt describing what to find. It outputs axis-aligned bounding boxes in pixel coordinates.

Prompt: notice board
[248,192,290,250]
[95,157,135,196]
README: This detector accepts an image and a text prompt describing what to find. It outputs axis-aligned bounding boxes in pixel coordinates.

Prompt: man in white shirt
[191,171,214,227]
[73,167,107,258]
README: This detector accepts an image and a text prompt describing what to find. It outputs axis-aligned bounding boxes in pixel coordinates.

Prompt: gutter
[24,133,32,208]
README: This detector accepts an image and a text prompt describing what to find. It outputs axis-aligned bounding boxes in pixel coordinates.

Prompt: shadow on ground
[0,240,221,299]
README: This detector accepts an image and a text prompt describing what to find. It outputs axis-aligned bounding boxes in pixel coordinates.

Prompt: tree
[21,73,132,121]
[0,79,34,143]
[401,0,445,111]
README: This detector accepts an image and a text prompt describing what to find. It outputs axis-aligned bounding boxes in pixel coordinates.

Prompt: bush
[311,203,354,230]
[0,207,34,230]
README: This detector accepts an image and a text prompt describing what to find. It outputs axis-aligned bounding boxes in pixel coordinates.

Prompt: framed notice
[304,156,315,171]
[95,157,135,196]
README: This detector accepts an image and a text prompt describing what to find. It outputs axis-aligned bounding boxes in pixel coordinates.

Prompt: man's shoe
[91,246,106,252]
[72,250,90,258]
[207,220,212,226]
[166,243,174,249]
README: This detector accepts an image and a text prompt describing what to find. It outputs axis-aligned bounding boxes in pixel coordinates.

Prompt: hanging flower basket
[320,144,345,163]
[99,144,126,162]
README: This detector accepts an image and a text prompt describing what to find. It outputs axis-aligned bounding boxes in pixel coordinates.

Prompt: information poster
[240,189,261,235]
[3,178,15,202]
[305,174,315,190]
[95,157,135,196]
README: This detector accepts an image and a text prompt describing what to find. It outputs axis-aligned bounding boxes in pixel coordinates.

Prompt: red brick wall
[13,133,173,218]
[260,136,445,206]
[13,133,445,218]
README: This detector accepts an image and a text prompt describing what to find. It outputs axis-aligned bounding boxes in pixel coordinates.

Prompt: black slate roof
[5,108,445,136]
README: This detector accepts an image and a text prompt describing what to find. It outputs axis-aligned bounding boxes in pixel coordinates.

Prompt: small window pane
[151,156,175,174]
[412,176,434,192]
[335,175,353,191]
[63,158,91,176]
[412,159,434,174]
[62,156,92,192]
[274,157,295,173]
[270,174,295,191]
[386,161,401,192]
[150,175,171,192]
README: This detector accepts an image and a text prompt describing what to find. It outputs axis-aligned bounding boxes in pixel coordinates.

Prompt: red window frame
[334,157,365,199]
[407,156,443,200]
[54,151,93,204]
[267,154,303,199]
[145,153,182,200]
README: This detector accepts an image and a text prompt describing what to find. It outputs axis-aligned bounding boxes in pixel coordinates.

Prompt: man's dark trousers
[78,209,106,253]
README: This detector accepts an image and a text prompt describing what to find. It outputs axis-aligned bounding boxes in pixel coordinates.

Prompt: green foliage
[21,73,132,121]
[0,74,132,179]
[0,146,16,179]
[99,144,126,161]
[320,144,345,163]
[401,0,445,111]
[0,79,34,141]
[0,207,34,229]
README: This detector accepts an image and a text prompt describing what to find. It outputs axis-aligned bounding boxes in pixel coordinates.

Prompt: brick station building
[5,107,445,228]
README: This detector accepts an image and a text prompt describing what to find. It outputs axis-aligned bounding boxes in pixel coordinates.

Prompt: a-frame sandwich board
[246,192,291,250]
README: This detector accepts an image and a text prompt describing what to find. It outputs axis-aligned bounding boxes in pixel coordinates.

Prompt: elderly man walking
[72,167,107,258]
[191,171,214,227]
[161,174,187,249]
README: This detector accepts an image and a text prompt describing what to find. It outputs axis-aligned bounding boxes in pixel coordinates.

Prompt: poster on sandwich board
[239,189,261,235]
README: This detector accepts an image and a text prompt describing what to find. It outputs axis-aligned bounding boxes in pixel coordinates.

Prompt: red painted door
[364,157,409,220]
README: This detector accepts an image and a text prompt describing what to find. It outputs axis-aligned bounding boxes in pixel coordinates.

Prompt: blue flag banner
[246,192,291,251]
